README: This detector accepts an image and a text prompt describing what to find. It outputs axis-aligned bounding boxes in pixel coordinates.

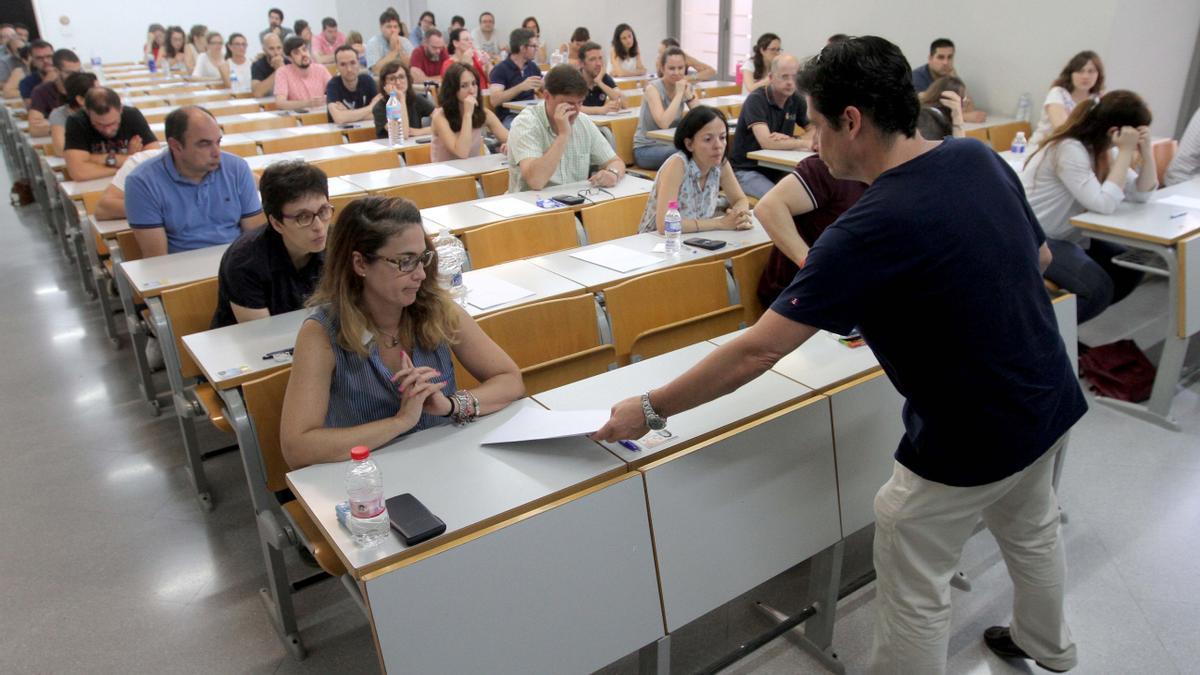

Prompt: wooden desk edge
[1068,216,1186,246]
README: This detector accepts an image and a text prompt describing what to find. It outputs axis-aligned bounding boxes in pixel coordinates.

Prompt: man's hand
[309,95,327,108]
[592,395,648,442]
[551,102,573,135]
[388,33,401,51]
[588,167,620,188]
[939,90,964,126]
[128,135,144,154]
[768,131,792,143]
[269,54,285,70]
[523,75,543,92]
[602,97,621,113]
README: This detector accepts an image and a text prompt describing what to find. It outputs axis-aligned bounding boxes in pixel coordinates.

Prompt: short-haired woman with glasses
[211,160,331,328]
[372,60,434,139]
[431,62,508,161]
[280,196,525,468]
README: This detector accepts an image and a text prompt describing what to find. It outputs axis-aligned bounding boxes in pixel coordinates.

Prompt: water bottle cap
[667,200,679,209]
[349,445,370,461]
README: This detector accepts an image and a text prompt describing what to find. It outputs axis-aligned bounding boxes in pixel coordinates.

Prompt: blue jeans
[634,143,676,170]
[734,169,778,199]
[1044,238,1142,323]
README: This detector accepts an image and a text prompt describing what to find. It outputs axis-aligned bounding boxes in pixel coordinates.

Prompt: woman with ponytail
[1021,90,1157,322]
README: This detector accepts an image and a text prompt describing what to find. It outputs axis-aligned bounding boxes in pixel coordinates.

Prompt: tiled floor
[3,156,1197,674]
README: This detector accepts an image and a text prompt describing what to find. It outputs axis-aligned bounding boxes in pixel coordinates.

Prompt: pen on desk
[617,440,641,452]
[262,348,294,360]
[1169,212,1186,219]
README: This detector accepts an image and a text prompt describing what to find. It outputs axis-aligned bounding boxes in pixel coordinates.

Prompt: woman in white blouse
[1030,51,1104,148]
[192,32,231,89]
[1021,90,1157,322]
[224,33,252,93]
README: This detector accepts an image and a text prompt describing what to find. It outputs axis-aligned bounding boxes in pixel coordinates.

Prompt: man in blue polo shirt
[125,106,265,257]
[596,36,1084,674]
[488,28,543,127]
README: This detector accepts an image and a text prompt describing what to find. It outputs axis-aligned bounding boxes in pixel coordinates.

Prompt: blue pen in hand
[617,440,640,452]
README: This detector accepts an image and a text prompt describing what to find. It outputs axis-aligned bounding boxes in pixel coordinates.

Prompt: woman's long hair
[612,23,639,60]
[439,63,486,133]
[917,75,965,107]
[751,33,779,80]
[164,26,186,59]
[1051,50,1104,96]
[1029,90,1151,175]
[307,197,459,356]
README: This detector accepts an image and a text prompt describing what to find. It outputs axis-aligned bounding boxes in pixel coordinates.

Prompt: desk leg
[754,541,847,675]
[147,297,213,511]
[115,256,162,414]
[637,634,670,675]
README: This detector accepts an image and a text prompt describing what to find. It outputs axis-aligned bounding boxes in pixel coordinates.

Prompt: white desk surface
[123,95,170,108]
[44,156,65,170]
[534,341,813,466]
[462,258,586,317]
[587,109,640,126]
[89,215,130,239]
[528,226,769,292]
[119,243,228,297]
[711,328,881,392]
[136,97,274,118]
[695,94,746,108]
[182,308,309,390]
[286,398,626,576]
[962,115,1018,132]
[340,153,507,192]
[1070,177,1200,245]
[60,176,113,198]
[28,135,52,147]
[239,120,371,143]
[326,176,365,198]
[747,148,815,171]
[647,119,736,143]
[241,144,371,172]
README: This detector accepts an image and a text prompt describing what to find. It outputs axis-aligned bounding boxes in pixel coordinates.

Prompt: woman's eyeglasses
[370,249,435,274]
[280,203,334,228]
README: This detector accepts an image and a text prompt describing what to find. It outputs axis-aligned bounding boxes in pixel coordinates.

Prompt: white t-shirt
[227,58,252,92]
[1030,86,1097,149]
[192,53,223,80]
[112,148,165,191]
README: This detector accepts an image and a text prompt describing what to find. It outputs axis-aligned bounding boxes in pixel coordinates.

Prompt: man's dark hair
[661,37,680,48]
[13,23,28,32]
[322,17,338,30]
[447,28,467,55]
[579,41,602,62]
[259,160,329,222]
[479,11,494,21]
[451,15,465,28]
[83,87,121,115]
[334,45,358,60]
[543,64,588,97]
[164,105,216,143]
[509,28,534,54]
[28,39,52,53]
[52,48,79,70]
[148,23,165,33]
[419,11,436,24]
[64,72,97,106]
[294,20,309,36]
[674,105,730,161]
[797,36,919,138]
[283,36,308,56]
[571,27,590,43]
[929,38,954,56]
[423,28,442,41]
[828,33,850,44]
[269,8,283,21]
[379,9,400,26]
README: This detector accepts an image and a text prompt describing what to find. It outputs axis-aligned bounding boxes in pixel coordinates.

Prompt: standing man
[125,106,265,257]
[312,17,346,65]
[63,88,160,181]
[274,36,331,111]
[507,65,625,192]
[251,33,287,98]
[579,41,623,115]
[326,46,380,124]
[259,8,292,43]
[18,40,54,105]
[409,28,447,83]
[730,53,812,198]
[364,9,413,74]
[27,48,81,137]
[595,36,1082,675]
[473,11,500,62]
[489,28,544,127]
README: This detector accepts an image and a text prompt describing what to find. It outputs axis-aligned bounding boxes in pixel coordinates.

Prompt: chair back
[158,278,219,380]
[697,83,739,98]
[965,127,988,143]
[260,130,345,154]
[987,120,1033,152]
[115,229,144,262]
[329,192,364,217]
[404,143,432,165]
[729,243,773,325]
[295,110,328,125]
[608,116,639,165]
[344,126,378,143]
[459,211,580,268]
[242,368,293,493]
[604,259,741,364]
[579,194,649,244]
[381,175,478,208]
[479,169,509,197]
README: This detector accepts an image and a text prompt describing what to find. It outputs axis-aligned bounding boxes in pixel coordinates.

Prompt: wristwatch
[104,153,117,167]
[641,393,667,431]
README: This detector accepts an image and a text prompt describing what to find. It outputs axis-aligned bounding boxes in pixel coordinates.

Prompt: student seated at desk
[158,26,189,75]
[637,106,750,234]
[918,76,985,131]
[211,161,328,328]
[741,33,780,94]
[1030,51,1104,149]
[506,65,626,192]
[1021,91,1157,322]
[579,42,623,115]
[326,46,380,125]
[274,36,331,111]
[27,49,81,138]
[657,38,716,81]
[431,63,507,161]
[915,89,967,141]
[371,60,434,140]
[48,71,96,156]
[730,53,811,199]
[488,28,544,128]
[442,28,490,89]
[64,88,160,181]
[609,24,646,77]
[280,197,524,468]
[125,106,265,257]
[633,47,697,170]
[1165,105,1200,186]
[559,27,590,68]
[912,39,987,123]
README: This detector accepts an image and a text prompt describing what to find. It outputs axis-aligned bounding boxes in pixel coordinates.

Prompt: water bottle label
[350,496,384,519]
[451,272,463,287]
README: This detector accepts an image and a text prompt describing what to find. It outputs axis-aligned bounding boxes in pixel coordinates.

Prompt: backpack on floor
[9,179,34,206]
[1078,339,1156,403]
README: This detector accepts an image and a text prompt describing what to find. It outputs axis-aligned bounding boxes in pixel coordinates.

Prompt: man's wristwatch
[104,153,117,167]
[605,167,620,179]
[641,393,667,431]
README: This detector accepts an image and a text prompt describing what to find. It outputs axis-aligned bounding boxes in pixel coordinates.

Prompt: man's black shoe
[983,626,1069,673]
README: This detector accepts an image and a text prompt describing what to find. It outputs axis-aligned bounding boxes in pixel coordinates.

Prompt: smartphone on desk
[552,194,586,206]
[386,493,446,546]
[683,237,726,250]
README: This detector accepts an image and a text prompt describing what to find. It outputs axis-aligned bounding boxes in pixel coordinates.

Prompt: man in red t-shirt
[409,28,447,82]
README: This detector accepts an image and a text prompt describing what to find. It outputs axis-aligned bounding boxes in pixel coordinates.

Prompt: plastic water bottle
[663,200,682,256]
[148,58,157,74]
[385,92,405,147]
[1014,93,1032,122]
[229,66,239,92]
[549,48,563,67]
[432,226,468,304]
[1010,131,1027,156]
[345,446,389,547]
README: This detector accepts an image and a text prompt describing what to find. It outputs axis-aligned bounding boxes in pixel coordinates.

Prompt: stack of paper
[465,276,535,310]
[571,244,664,273]
[1155,195,1200,211]
[477,197,542,218]
[411,163,467,179]
[480,408,611,444]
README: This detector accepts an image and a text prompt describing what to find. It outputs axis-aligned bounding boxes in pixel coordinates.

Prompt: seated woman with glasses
[211,161,330,328]
[372,60,434,140]
[280,196,525,468]
[431,63,508,161]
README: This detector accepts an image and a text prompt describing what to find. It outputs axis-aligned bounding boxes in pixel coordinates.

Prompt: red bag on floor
[10,179,34,206]
[1078,340,1156,403]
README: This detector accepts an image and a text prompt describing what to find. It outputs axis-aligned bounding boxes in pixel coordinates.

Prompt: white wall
[752,0,1199,136]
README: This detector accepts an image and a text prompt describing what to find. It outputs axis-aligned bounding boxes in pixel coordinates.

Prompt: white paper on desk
[481,408,611,444]
[1155,195,1200,210]
[410,163,467,179]
[477,196,542,218]
[342,142,386,153]
[466,276,534,310]
[571,244,663,272]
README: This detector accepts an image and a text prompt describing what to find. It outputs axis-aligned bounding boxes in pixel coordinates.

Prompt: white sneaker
[145,336,164,372]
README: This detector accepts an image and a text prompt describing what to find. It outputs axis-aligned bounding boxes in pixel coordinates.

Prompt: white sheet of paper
[466,276,534,310]
[652,242,666,253]
[410,163,467,179]
[481,408,611,444]
[477,196,542,218]
[341,142,387,154]
[1156,195,1200,211]
[571,244,664,273]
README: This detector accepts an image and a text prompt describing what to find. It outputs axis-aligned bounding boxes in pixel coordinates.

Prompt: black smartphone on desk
[386,493,446,545]
[552,194,585,206]
[684,237,726,250]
